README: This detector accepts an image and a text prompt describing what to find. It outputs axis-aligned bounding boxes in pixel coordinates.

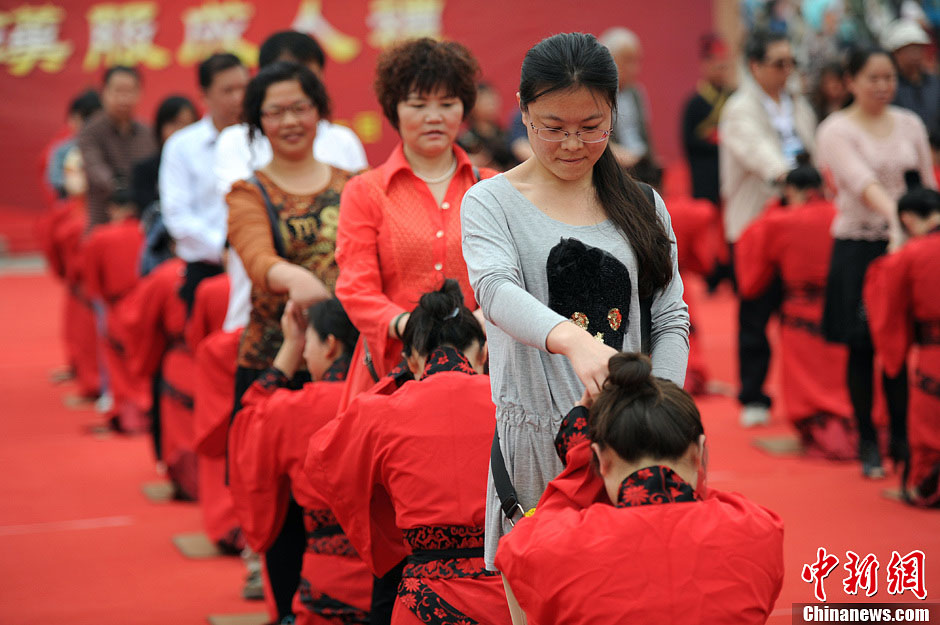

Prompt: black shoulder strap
[491,430,524,525]
[472,166,481,183]
[637,182,655,356]
[248,175,288,259]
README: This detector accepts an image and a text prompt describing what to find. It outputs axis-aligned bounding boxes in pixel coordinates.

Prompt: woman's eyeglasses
[261,100,316,121]
[529,122,612,144]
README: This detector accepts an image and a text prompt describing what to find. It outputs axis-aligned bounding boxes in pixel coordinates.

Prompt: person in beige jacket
[719,30,816,428]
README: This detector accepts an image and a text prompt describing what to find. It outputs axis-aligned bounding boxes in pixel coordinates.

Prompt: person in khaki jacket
[719,30,816,428]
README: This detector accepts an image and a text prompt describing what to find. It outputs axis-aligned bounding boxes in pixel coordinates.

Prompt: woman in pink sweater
[816,48,936,479]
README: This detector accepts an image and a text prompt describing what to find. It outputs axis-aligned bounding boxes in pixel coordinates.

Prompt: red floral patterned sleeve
[554,405,590,466]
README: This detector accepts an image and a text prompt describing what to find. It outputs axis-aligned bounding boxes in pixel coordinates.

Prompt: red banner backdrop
[0,0,712,215]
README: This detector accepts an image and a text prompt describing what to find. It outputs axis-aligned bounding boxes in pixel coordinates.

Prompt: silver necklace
[413,156,457,184]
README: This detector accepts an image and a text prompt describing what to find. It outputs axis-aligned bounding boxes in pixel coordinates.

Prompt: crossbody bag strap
[491,429,524,525]
[248,175,288,259]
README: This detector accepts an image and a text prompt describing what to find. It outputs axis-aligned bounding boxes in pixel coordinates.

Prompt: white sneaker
[740,404,770,428]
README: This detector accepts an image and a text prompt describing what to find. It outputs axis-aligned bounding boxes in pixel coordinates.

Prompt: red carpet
[0,272,936,623]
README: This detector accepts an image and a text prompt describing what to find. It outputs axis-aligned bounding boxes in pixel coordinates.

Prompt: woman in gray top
[461,32,689,569]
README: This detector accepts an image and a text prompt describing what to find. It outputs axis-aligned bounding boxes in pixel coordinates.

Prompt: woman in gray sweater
[461,32,689,569]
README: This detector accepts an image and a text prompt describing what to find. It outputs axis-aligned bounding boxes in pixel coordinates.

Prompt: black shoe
[860,440,885,479]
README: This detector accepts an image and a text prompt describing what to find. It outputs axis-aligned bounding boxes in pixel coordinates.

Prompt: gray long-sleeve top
[461,174,689,428]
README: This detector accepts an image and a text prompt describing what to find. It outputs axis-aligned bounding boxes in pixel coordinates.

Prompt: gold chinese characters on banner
[0,5,71,76]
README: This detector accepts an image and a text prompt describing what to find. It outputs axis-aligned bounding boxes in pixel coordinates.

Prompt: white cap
[882,19,931,52]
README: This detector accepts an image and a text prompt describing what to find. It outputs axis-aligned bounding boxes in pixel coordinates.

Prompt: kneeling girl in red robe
[735,160,854,458]
[306,279,511,625]
[496,353,784,625]
[229,298,372,624]
[865,176,940,507]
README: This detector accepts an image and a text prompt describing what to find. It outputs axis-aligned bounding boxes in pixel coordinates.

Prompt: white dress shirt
[214,119,369,332]
[159,116,228,264]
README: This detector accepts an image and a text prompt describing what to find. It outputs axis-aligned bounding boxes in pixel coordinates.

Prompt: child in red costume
[497,353,784,625]
[865,175,940,506]
[230,298,371,624]
[306,280,511,625]
[735,161,854,458]
[81,189,147,431]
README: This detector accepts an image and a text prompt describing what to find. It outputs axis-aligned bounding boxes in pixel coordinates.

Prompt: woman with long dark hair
[460,32,689,569]
[816,47,936,478]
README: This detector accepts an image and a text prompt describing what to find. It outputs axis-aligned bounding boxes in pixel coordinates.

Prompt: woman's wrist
[389,312,409,340]
[545,319,583,356]
[273,340,303,378]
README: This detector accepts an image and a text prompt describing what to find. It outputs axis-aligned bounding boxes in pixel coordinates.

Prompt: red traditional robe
[306,347,511,625]
[735,198,854,457]
[666,194,722,394]
[81,217,148,426]
[183,274,241,545]
[865,229,940,507]
[193,329,243,545]
[120,258,200,495]
[495,407,785,625]
[229,356,371,624]
[42,200,99,397]
[186,274,230,354]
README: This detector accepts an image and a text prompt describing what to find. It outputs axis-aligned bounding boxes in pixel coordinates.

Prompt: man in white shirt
[159,53,249,312]
[719,31,816,428]
[214,31,367,334]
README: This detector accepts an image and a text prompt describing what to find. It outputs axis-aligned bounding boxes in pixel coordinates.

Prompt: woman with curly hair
[335,38,497,406]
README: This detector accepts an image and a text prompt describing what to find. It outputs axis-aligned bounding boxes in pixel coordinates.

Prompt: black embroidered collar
[422,346,477,379]
[322,352,352,382]
[616,465,701,508]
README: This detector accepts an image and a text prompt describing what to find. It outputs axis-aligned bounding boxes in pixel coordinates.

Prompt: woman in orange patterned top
[225,60,351,624]
[335,38,496,406]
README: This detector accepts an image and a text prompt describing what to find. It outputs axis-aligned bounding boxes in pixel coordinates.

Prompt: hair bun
[416,278,464,320]
[904,169,923,191]
[606,352,653,393]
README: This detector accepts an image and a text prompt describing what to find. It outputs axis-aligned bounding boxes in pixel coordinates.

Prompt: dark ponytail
[307,298,359,355]
[519,32,673,298]
[401,279,485,357]
[589,353,703,463]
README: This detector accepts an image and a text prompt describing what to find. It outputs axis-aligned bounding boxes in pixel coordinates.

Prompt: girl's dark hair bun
[402,279,485,357]
[606,352,654,394]
[416,279,463,320]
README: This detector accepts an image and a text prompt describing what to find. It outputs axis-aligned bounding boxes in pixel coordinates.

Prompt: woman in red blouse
[335,38,495,405]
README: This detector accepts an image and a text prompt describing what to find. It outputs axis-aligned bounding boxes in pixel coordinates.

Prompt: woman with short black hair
[334,37,497,407]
